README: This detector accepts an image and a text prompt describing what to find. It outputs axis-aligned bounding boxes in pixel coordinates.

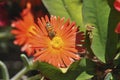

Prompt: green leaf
[76,59,95,80]
[86,59,96,75]
[65,58,86,80]
[82,0,110,63]
[61,0,83,28]
[36,58,86,80]
[42,0,84,30]
[36,62,63,80]
[104,73,113,80]
[76,71,93,80]
[42,0,70,18]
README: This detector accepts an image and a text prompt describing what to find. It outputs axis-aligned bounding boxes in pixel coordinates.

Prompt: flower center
[50,36,64,49]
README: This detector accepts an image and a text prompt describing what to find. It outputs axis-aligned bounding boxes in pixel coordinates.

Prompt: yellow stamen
[50,36,64,49]
[28,26,36,36]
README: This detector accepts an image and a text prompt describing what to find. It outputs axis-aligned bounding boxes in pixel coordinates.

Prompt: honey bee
[46,22,56,39]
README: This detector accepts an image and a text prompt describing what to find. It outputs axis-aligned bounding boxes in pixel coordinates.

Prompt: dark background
[0,0,49,78]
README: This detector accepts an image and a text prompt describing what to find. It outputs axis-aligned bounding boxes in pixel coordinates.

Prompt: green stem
[11,54,35,80]
[0,61,9,80]
[21,54,30,67]
[0,30,13,40]
[41,76,45,80]
[11,67,28,80]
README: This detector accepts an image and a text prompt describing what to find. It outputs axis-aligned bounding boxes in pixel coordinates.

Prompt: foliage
[1,0,120,80]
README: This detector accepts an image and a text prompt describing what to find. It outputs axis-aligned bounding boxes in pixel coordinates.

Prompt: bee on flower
[28,15,85,67]
[45,22,56,39]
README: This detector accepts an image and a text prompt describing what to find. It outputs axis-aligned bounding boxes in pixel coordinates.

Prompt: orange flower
[30,15,85,68]
[19,0,49,20]
[11,3,36,56]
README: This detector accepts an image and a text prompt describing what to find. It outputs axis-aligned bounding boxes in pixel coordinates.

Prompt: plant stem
[11,67,28,80]
[0,61,9,80]
[21,54,30,67]
[41,76,45,80]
